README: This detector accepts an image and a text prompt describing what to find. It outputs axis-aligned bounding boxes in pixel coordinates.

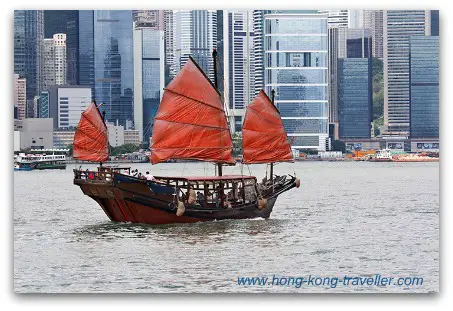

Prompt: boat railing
[73,169,113,182]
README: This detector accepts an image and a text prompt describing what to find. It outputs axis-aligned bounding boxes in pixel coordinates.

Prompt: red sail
[73,103,109,162]
[151,57,234,165]
[242,90,293,164]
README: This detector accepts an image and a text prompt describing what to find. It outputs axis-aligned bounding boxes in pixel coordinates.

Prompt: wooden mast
[270,89,275,187]
[213,48,224,208]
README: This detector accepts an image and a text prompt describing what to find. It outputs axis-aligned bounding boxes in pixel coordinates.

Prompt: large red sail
[73,103,109,162]
[242,90,293,164]
[151,57,234,165]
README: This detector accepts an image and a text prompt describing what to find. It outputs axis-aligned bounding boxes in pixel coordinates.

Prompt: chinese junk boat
[73,52,300,225]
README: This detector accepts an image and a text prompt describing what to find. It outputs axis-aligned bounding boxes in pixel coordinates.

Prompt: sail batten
[151,57,234,165]
[73,103,109,162]
[242,90,293,164]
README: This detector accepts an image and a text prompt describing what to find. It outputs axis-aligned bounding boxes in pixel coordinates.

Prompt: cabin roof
[153,175,256,182]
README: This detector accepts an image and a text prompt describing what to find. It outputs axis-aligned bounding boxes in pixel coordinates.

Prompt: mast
[270,89,275,184]
[213,48,224,209]
[212,49,223,177]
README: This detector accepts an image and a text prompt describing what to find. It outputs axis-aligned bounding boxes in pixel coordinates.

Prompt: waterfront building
[318,10,349,28]
[409,36,439,138]
[223,10,255,133]
[383,10,431,136]
[16,118,54,150]
[14,74,27,120]
[133,24,165,143]
[43,34,67,90]
[53,130,75,148]
[14,10,44,100]
[44,10,79,84]
[338,58,372,139]
[124,129,141,145]
[264,12,329,151]
[107,122,125,147]
[40,85,91,129]
[172,10,217,81]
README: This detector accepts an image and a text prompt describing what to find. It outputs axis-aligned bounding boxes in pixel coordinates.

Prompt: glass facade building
[78,10,95,93]
[93,10,133,126]
[133,26,165,144]
[338,58,372,138]
[383,10,430,135]
[14,10,44,100]
[264,12,329,151]
[410,36,439,138]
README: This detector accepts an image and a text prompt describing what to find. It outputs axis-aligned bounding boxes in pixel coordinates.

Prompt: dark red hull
[73,173,292,225]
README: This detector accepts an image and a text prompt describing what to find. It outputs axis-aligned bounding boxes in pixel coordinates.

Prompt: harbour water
[13,162,439,293]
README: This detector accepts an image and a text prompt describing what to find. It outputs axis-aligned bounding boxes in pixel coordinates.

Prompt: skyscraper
[43,33,67,90]
[132,10,164,29]
[338,58,372,139]
[363,10,384,59]
[93,10,134,126]
[164,10,175,82]
[44,10,79,85]
[223,10,255,133]
[383,10,431,135]
[14,10,44,100]
[338,28,372,59]
[78,10,95,93]
[253,10,267,96]
[265,12,329,151]
[172,10,217,81]
[14,74,27,120]
[318,10,349,28]
[133,24,165,144]
[410,36,439,138]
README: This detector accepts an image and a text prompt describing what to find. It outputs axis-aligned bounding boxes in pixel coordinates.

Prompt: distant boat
[14,151,67,171]
[72,51,300,225]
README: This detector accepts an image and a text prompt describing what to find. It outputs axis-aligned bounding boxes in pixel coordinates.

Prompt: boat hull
[74,173,292,225]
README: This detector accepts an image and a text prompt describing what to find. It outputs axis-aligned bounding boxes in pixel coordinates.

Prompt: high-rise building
[172,10,217,81]
[410,36,439,138]
[14,74,27,120]
[363,10,384,59]
[318,10,349,28]
[253,10,268,96]
[383,10,431,135]
[78,10,95,93]
[223,10,255,133]
[133,25,165,144]
[133,10,164,29]
[338,28,372,58]
[39,85,91,129]
[338,58,372,139]
[164,10,175,82]
[93,10,134,126]
[14,10,44,100]
[43,33,67,90]
[44,10,79,85]
[265,12,329,151]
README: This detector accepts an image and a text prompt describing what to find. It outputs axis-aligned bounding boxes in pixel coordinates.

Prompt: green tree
[231,133,242,157]
[371,57,384,125]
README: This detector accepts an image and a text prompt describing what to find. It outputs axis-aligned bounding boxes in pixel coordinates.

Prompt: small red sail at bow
[151,57,234,165]
[242,90,293,164]
[73,102,109,162]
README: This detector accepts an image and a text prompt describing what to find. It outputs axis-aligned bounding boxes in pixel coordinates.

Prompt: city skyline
[13,9,440,153]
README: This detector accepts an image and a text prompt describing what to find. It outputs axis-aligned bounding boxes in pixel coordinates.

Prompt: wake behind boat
[73,51,300,225]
